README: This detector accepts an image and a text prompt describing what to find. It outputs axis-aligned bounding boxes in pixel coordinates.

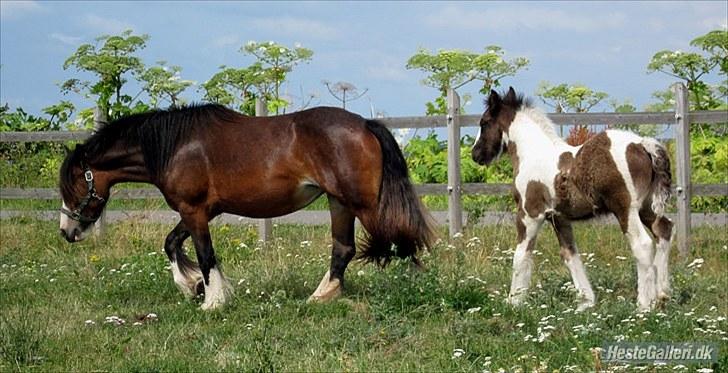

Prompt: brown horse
[472,88,673,311]
[59,105,434,310]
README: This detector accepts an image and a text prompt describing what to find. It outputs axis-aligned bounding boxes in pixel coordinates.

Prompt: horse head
[471,87,520,165]
[59,145,110,242]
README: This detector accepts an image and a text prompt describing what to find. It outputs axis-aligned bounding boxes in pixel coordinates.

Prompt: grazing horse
[59,104,434,310]
[472,88,673,311]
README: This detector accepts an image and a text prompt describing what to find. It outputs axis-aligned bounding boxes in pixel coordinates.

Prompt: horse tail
[358,119,436,267]
[641,137,672,217]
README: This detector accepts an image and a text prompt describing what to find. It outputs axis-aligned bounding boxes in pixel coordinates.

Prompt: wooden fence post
[446,88,463,236]
[255,98,273,243]
[92,107,107,238]
[673,83,691,257]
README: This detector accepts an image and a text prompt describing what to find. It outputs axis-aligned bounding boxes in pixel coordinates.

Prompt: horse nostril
[60,229,75,243]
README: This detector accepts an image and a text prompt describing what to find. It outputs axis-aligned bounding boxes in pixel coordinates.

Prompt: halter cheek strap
[60,164,106,224]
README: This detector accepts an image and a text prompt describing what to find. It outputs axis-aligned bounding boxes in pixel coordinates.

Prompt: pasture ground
[1,218,726,371]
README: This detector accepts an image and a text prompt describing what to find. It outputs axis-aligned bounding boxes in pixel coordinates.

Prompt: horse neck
[508,108,569,161]
[89,144,151,186]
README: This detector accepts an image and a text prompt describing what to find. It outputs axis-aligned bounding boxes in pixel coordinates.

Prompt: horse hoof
[195,280,205,296]
[200,300,223,311]
[307,287,342,304]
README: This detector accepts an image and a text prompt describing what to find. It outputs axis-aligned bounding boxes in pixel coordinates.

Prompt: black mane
[60,104,239,201]
[484,89,533,111]
[503,90,533,111]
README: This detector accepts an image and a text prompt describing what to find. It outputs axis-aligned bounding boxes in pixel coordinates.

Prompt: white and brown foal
[472,88,673,311]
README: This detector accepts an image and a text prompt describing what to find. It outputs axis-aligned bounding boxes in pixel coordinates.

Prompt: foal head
[58,145,109,242]
[471,87,526,165]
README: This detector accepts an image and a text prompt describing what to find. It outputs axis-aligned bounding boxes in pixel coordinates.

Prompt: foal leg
[183,214,233,310]
[621,208,658,311]
[550,217,595,311]
[308,196,355,303]
[164,221,202,298]
[640,208,673,301]
[508,211,544,306]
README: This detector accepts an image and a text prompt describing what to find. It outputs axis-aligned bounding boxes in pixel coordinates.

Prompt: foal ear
[505,87,517,102]
[488,89,502,109]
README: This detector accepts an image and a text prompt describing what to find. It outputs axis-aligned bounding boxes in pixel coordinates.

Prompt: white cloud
[701,16,728,30]
[212,34,240,49]
[424,5,627,33]
[49,32,82,46]
[366,61,408,82]
[83,14,135,35]
[249,16,339,40]
[0,0,44,19]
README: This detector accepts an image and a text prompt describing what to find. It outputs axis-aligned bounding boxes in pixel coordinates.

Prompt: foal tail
[358,119,435,266]
[641,138,672,217]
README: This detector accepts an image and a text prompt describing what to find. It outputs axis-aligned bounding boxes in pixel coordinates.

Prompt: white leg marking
[627,210,657,311]
[563,252,596,312]
[653,238,671,300]
[307,270,342,303]
[201,266,233,310]
[170,261,202,299]
[508,216,543,306]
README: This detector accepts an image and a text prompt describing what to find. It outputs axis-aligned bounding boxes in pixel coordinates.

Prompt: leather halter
[60,163,105,224]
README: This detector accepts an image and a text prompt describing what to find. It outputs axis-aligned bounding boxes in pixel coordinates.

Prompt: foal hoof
[506,294,526,307]
[657,291,671,301]
[576,301,595,313]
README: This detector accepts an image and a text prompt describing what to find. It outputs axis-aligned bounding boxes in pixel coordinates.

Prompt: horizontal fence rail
[1,183,726,200]
[1,111,725,142]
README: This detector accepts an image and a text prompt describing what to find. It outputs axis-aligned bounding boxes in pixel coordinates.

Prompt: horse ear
[505,87,517,102]
[488,89,502,109]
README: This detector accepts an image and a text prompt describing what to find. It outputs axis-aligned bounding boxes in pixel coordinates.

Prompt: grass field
[1,218,726,371]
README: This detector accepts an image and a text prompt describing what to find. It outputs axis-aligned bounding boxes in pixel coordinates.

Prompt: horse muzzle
[60,228,78,243]
[60,227,89,243]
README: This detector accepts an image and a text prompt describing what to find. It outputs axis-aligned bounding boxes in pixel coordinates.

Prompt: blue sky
[1,1,726,120]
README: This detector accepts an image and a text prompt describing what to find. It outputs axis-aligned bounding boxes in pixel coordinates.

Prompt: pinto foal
[472,88,673,311]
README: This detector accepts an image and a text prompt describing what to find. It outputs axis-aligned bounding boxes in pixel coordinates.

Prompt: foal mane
[493,90,564,145]
[518,106,563,144]
[60,104,240,199]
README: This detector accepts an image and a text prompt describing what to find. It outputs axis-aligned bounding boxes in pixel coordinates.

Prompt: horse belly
[219,181,323,219]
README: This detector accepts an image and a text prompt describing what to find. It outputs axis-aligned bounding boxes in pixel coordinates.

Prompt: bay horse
[472,88,673,311]
[59,104,434,310]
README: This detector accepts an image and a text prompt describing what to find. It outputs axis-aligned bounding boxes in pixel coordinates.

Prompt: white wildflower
[452,348,465,359]
[687,258,704,269]
[104,315,126,326]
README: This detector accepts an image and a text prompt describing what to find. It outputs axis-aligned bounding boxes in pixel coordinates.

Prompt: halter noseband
[60,164,106,224]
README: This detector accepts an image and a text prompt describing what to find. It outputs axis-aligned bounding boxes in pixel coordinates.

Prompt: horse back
[160,107,382,217]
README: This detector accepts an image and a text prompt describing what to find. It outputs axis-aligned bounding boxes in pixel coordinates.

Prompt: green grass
[1,219,726,371]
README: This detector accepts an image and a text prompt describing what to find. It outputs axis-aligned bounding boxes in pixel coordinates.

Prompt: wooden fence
[1,83,727,256]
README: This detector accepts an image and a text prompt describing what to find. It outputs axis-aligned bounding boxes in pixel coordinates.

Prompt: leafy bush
[404,133,514,221]
[688,132,728,212]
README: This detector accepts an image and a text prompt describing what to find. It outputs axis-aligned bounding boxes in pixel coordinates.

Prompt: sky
[1,1,726,121]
